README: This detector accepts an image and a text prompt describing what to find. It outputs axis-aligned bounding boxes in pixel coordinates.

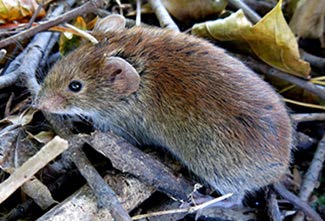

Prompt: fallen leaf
[162,0,227,21]
[192,0,311,78]
[192,9,252,41]
[59,16,87,56]
[242,0,311,78]
[0,0,45,23]
[4,108,37,126]
[27,130,55,143]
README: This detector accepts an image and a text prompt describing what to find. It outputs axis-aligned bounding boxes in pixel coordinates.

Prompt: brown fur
[36,26,292,196]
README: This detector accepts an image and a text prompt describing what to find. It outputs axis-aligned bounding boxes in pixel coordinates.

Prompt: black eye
[68,80,83,92]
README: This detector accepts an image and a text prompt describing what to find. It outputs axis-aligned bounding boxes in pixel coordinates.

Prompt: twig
[0,0,104,49]
[301,50,325,73]
[88,131,193,201]
[26,0,45,29]
[4,92,14,117]
[296,132,318,151]
[232,53,325,100]
[241,0,274,15]
[131,193,233,220]
[38,32,61,71]
[291,113,325,122]
[292,134,325,221]
[267,191,282,221]
[0,136,68,204]
[66,136,132,221]
[135,0,141,26]
[147,0,179,31]
[228,0,261,23]
[273,183,323,221]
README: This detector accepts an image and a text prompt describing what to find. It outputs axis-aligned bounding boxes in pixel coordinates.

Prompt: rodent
[35,15,293,206]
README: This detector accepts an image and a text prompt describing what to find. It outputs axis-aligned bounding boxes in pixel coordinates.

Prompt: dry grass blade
[132,193,233,220]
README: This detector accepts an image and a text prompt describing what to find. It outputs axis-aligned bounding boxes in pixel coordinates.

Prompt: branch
[291,113,325,122]
[88,131,193,201]
[267,191,282,221]
[228,0,261,23]
[66,136,132,221]
[301,50,325,72]
[148,0,179,31]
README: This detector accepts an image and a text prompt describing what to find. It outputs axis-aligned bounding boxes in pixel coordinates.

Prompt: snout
[34,94,66,113]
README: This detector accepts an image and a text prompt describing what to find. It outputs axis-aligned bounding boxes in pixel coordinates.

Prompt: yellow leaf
[0,0,45,22]
[27,131,55,143]
[242,0,310,78]
[192,10,251,41]
[192,0,311,78]
[59,16,87,55]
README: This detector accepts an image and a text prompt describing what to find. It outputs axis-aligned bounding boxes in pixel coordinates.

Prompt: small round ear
[93,14,126,34]
[104,57,140,95]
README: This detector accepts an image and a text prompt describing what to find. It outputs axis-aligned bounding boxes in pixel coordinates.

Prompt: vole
[35,15,292,207]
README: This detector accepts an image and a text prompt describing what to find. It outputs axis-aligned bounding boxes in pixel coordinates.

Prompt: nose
[34,94,65,112]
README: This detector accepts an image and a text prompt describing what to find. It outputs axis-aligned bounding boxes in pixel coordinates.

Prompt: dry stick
[147,0,179,31]
[132,193,233,220]
[26,0,45,29]
[67,137,132,221]
[0,0,105,49]
[241,0,274,15]
[232,53,325,100]
[38,32,61,70]
[292,134,325,221]
[267,192,282,221]
[301,50,325,72]
[296,132,318,152]
[228,0,261,23]
[135,0,141,26]
[88,131,192,201]
[291,113,325,122]
[0,136,68,204]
